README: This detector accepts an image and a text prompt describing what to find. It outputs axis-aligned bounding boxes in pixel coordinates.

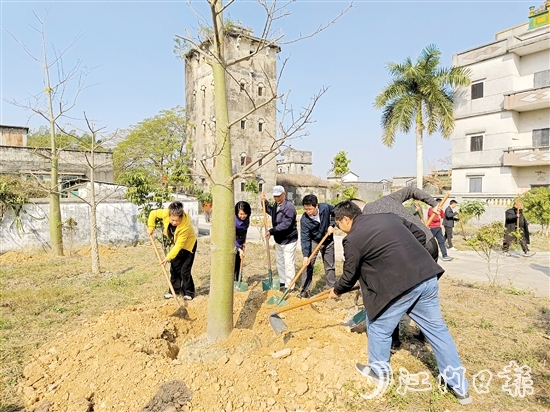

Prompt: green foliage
[193,189,213,204]
[331,151,351,177]
[27,126,108,151]
[522,187,550,234]
[0,175,45,234]
[342,185,359,200]
[459,200,486,223]
[244,180,259,194]
[374,44,471,147]
[119,171,173,223]
[466,221,506,286]
[113,106,193,193]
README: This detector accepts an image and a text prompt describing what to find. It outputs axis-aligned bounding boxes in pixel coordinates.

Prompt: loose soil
[2,240,549,412]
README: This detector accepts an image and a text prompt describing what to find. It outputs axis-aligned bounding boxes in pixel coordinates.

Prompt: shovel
[148,234,186,315]
[266,231,332,306]
[269,285,360,334]
[344,309,367,334]
[234,245,248,292]
[261,197,280,291]
[269,289,331,334]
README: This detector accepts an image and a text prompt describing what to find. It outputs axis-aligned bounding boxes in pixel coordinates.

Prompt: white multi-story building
[451,3,550,202]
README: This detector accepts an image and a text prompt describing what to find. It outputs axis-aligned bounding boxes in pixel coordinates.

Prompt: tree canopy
[113,106,193,193]
[331,151,351,177]
[374,44,470,188]
[522,187,550,235]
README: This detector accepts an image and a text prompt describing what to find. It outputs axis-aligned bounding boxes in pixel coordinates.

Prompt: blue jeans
[430,227,448,257]
[366,276,469,395]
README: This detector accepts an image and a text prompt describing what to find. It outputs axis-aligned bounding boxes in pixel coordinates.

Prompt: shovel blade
[266,295,289,306]
[345,309,367,333]
[269,313,288,335]
[262,277,280,291]
[234,281,249,292]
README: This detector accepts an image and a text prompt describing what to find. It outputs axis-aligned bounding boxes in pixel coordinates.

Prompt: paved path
[197,216,549,298]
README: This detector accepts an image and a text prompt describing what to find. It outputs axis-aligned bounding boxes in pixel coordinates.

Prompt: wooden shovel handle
[425,194,450,227]
[287,231,332,290]
[149,233,183,309]
[274,285,359,315]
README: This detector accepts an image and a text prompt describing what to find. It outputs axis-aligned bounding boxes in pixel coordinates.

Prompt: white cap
[272,185,285,196]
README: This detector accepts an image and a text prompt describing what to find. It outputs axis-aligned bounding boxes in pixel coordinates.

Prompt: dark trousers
[444,226,454,248]
[169,241,197,297]
[300,240,336,292]
[503,233,529,253]
[430,227,448,257]
[234,252,242,281]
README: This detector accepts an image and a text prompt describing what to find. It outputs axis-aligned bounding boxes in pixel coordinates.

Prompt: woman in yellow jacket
[147,201,197,300]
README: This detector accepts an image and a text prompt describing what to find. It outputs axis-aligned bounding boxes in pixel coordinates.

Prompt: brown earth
[6,240,550,412]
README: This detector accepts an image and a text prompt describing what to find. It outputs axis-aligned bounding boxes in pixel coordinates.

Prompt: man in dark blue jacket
[260,186,298,289]
[298,194,335,298]
[328,201,471,406]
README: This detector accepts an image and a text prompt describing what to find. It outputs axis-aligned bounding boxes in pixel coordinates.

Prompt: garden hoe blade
[269,312,288,335]
[345,309,367,333]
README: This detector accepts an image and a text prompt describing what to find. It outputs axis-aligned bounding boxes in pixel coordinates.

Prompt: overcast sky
[1,0,531,181]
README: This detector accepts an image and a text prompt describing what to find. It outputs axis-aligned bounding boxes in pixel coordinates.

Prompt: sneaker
[355,363,390,384]
[164,293,174,299]
[503,251,511,257]
[522,251,536,257]
[441,256,454,261]
[183,295,193,301]
[449,247,457,251]
[450,389,473,405]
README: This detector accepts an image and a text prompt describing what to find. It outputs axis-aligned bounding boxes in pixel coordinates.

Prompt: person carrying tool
[502,200,534,257]
[260,186,298,290]
[328,201,472,406]
[147,201,197,300]
[234,201,251,281]
[428,199,454,262]
[351,187,441,349]
[443,200,460,251]
[409,199,425,224]
[298,194,336,299]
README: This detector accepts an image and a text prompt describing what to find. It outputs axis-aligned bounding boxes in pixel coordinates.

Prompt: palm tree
[374,44,471,189]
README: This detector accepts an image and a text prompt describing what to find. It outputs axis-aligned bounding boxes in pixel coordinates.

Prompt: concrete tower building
[185,26,280,199]
[451,3,550,202]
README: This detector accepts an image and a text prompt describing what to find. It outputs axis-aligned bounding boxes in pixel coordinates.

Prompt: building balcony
[504,86,550,112]
[502,146,550,166]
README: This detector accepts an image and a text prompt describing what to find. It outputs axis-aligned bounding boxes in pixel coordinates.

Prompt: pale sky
[1,0,531,181]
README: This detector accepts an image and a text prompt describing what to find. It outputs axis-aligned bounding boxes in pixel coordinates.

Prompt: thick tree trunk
[206,0,236,342]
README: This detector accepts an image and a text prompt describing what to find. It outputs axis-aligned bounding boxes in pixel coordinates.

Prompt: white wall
[0,200,199,254]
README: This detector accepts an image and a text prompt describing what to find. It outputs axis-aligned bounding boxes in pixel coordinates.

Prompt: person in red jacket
[428,198,453,261]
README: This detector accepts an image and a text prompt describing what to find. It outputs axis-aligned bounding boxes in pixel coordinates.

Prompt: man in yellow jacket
[147,201,197,300]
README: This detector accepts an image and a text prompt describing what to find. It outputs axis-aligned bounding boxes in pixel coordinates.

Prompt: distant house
[327,170,360,183]
[277,147,313,175]
[0,125,28,147]
[0,124,114,197]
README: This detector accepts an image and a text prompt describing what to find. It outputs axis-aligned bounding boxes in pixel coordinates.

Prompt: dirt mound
[18,289,376,412]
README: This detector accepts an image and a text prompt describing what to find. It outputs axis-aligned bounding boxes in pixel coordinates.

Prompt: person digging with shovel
[328,201,472,406]
[298,194,336,299]
[147,201,197,301]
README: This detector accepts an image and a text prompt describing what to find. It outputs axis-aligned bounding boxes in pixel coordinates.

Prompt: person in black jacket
[298,194,335,298]
[260,186,298,289]
[328,201,471,405]
[503,201,534,257]
[443,200,460,251]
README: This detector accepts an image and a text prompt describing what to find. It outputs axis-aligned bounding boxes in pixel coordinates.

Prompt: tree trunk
[49,123,63,256]
[206,0,236,342]
[89,150,101,275]
[415,108,424,190]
